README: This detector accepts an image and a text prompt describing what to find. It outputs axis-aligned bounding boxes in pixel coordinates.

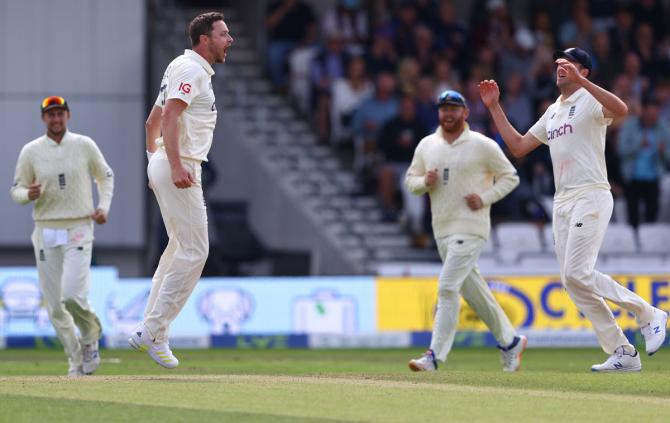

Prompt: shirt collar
[184,49,215,76]
[437,123,470,145]
[560,87,586,104]
[45,130,70,146]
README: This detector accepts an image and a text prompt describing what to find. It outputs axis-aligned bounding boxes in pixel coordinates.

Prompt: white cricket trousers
[145,150,209,343]
[553,189,654,354]
[430,234,516,362]
[31,223,101,368]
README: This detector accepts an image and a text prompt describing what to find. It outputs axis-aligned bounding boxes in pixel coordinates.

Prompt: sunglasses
[41,96,67,110]
[438,90,466,107]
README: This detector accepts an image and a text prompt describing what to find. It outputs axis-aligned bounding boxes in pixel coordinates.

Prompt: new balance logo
[575,222,583,228]
[613,362,623,369]
[654,326,661,334]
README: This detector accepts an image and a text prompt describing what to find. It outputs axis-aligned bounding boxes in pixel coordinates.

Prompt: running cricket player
[10,96,114,376]
[406,90,527,372]
[479,47,668,372]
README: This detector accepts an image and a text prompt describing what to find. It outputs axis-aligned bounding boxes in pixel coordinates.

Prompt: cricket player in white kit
[10,96,114,376]
[406,90,527,372]
[128,12,233,368]
[480,48,668,372]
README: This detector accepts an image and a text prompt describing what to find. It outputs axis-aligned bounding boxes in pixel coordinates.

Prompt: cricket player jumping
[128,12,233,368]
[406,90,527,372]
[11,96,114,376]
[479,47,668,372]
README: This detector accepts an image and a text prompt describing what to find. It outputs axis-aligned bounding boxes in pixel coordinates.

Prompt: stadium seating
[495,222,544,263]
[637,223,670,256]
[600,223,638,255]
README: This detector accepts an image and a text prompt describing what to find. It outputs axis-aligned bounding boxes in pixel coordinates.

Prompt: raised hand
[478,80,500,108]
[555,58,586,85]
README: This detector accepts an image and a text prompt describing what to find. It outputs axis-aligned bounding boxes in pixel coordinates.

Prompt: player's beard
[440,117,465,135]
[210,44,226,63]
[47,124,66,139]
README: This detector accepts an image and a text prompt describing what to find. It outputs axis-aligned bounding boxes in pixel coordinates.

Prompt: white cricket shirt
[10,131,114,228]
[405,126,519,240]
[154,49,217,162]
[528,88,612,203]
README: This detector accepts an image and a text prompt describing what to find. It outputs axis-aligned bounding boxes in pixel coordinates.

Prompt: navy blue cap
[437,90,467,108]
[553,47,592,73]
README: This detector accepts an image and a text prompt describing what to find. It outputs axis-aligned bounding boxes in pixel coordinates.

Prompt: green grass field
[1,348,669,422]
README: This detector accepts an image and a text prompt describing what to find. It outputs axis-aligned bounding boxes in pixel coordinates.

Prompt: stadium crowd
[266,0,670,246]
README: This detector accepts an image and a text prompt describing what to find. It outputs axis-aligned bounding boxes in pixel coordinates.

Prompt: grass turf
[0,348,669,422]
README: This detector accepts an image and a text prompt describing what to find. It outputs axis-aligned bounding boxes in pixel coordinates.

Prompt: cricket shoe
[640,307,668,356]
[498,335,527,372]
[128,324,179,369]
[591,346,641,372]
[408,349,437,372]
[82,341,101,375]
[68,364,84,377]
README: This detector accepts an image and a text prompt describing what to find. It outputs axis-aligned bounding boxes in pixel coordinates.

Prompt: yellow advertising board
[376,275,670,331]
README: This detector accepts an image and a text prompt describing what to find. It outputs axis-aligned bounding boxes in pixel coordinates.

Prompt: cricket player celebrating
[10,96,114,376]
[406,90,527,372]
[129,12,233,368]
[479,48,668,372]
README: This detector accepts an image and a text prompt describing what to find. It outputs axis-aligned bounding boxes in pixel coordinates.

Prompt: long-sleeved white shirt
[10,131,114,228]
[405,126,519,239]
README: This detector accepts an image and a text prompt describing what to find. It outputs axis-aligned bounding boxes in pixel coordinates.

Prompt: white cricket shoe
[82,341,101,375]
[128,324,179,369]
[499,335,528,372]
[641,307,668,356]
[591,346,641,372]
[408,349,437,372]
[68,364,84,377]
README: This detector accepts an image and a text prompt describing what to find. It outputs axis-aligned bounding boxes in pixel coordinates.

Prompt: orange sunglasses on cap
[41,96,69,113]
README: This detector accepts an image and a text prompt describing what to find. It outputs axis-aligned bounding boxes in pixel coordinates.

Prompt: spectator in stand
[501,72,533,133]
[656,79,670,122]
[365,33,398,75]
[415,76,439,133]
[330,56,374,146]
[351,72,399,176]
[396,56,421,96]
[559,0,593,50]
[433,57,461,98]
[529,47,558,108]
[632,0,665,42]
[611,73,641,117]
[622,51,650,100]
[632,23,665,81]
[617,97,670,228]
[322,0,368,56]
[590,30,620,89]
[462,78,489,132]
[310,32,351,143]
[413,25,436,75]
[432,0,470,76]
[609,6,635,56]
[392,0,419,57]
[266,0,316,91]
[530,10,556,51]
[377,95,428,230]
